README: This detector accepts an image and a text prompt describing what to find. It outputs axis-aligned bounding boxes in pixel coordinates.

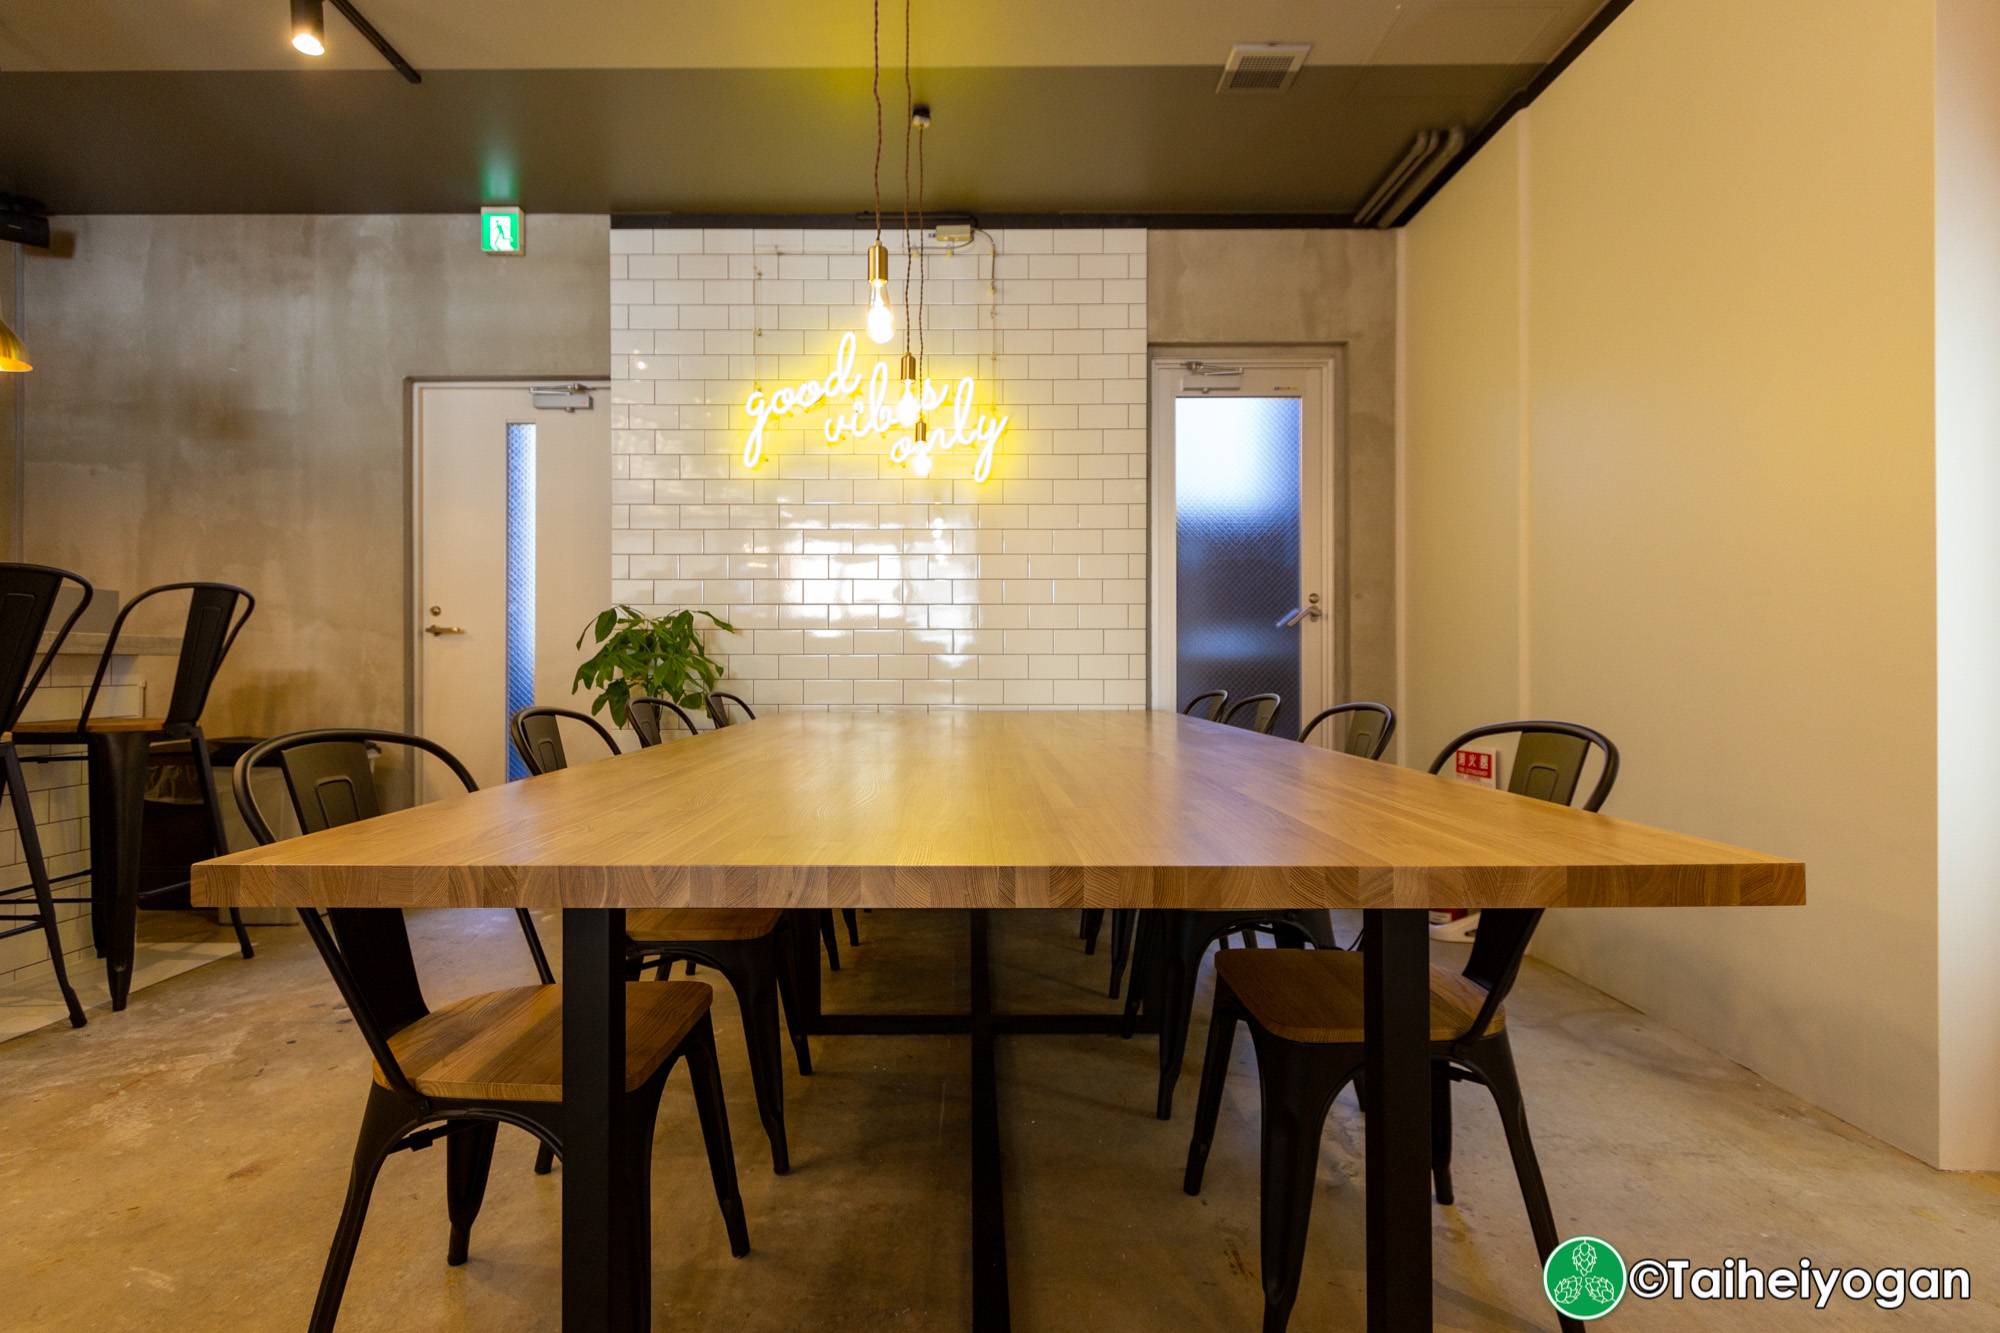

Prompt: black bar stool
[0,563,96,1028]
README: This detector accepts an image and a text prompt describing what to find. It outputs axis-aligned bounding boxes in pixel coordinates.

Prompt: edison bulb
[897,383,920,427]
[866,292,895,344]
[913,453,933,477]
[293,32,324,55]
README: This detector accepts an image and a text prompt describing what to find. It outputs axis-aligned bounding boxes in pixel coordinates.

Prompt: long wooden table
[194,710,1803,1332]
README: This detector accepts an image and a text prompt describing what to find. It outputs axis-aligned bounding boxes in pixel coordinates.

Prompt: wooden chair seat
[626,908,786,943]
[1213,948,1502,1046]
[375,981,712,1101]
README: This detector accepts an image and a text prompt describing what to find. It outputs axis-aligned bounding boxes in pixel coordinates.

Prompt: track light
[291,0,325,56]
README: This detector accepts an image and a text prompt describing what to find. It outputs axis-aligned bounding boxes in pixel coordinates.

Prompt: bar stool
[0,563,96,1028]
[13,581,257,1009]
[511,704,813,1175]
[1179,719,1618,1333]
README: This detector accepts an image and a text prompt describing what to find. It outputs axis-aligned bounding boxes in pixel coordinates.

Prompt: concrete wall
[1402,0,1942,1160]
[1935,0,2000,1171]
[19,214,609,736]
[1148,231,1398,707]
[1,240,20,558]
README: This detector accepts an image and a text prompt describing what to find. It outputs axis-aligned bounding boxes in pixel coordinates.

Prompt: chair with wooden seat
[704,691,756,728]
[1181,689,1229,722]
[234,729,747,1333]
[1296,701,1396,759]
[17,580,258,960]
[1220,692,1284,736]
[1179,719,1618,1333]
[626,696,701,748]
[510,705,812,1175]
[0,563,97,1028]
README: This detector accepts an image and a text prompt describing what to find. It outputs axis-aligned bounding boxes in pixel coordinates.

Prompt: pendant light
[864,0,895,345]
[0,313,28,372]
[895,0,920,423]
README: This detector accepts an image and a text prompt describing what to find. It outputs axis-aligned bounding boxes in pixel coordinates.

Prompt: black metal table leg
[968,910,1009,1332]
[87,730,153,1011]
[1363,908,1432,1332]
[564,907,637,1331]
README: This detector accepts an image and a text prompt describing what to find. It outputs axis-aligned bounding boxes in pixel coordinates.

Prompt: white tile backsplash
[609,227,1149,713]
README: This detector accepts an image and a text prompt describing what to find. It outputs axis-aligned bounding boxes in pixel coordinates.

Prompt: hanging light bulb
[290,0,326,55]
[897,352,920,426]
[866,242,894,344]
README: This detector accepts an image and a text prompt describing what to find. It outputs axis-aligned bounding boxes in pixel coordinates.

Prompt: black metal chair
[1179,719,1618,1333]
[234,728,747,1332]
[626,696,701,748]
[704,691,755,728]
[1220,693,1284,736]
[509,704,812,1175]
[1296,701,1396,759]
[508,704,623,776]
[0,563,95,1028]
[1181,690,1229,722]
[19,582,259,961]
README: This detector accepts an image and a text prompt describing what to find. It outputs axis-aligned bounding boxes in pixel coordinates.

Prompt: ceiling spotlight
[291,0,325,56]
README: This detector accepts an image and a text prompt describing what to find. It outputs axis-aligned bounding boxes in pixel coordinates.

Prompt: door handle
[424,624,467,636]
[1276,596,1325,629]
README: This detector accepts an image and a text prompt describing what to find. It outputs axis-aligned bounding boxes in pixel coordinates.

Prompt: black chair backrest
[1298,702,1396,759]
[81,581,254,730]
[0,563,92,733]
[1220,693,1283,735]
[510,705,621,776]
[233,728,543,1100]
[628,696,701,748]
[706,691,755,728]
[1181,690,1228,722]
[1426,719,1621,1045]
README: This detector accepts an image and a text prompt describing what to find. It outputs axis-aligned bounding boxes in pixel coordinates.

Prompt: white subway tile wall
[609,227,1149,711]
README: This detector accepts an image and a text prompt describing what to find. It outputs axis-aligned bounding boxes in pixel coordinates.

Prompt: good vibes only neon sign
[741,331,1009,483]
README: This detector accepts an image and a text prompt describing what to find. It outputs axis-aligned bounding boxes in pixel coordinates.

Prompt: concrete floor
[2,908,1997,1331]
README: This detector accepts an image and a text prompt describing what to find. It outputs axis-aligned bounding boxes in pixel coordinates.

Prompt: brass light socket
[867,242,889,287]
[898,353,918,382]
[913,419,929,442]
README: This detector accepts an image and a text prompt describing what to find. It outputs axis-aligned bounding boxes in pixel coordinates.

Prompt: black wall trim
[1391,0,1637,225]
[612,211,1359,230]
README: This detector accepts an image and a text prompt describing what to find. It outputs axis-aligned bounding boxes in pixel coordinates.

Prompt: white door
[1149,354,1337,740]
[412,383,610,794]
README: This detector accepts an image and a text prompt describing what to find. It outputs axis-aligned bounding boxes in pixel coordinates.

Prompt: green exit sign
[481,207,524,255]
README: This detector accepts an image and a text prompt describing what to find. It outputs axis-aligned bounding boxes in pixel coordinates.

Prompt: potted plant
[572,605,734,728]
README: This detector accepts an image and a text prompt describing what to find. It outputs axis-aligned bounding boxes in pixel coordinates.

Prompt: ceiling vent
[1355,127,1467,227]
[1217,43,1312,94]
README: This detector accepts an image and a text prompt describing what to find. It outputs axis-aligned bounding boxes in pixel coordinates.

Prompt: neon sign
[742,331,1009,482]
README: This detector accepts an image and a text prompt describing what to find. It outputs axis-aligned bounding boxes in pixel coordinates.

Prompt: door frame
[1147,345,1345,720]
[402,376,609,776]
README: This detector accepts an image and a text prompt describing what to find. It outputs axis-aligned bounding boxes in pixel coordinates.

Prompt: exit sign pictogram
[481,207,524,255]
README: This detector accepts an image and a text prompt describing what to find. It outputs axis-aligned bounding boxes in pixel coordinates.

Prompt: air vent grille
[1217,43,1311,95]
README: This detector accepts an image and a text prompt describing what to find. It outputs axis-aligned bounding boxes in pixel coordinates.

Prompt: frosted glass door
[1175,396,1303,735]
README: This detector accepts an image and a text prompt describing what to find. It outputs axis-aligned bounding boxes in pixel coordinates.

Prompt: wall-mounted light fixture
[287,0,422,83]
[0,315,29,373]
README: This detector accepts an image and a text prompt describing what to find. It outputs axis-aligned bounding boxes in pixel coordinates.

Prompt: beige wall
[1936,0,2000,1170]
[1149,230,1398,707]
[1403,1,1943,1159]
[19,214,608,737]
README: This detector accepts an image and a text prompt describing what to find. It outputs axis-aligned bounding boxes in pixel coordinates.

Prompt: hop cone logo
[1543,1237,1626,1320]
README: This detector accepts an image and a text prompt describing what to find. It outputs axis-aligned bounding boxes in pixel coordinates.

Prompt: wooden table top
[191,711,1805,911]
